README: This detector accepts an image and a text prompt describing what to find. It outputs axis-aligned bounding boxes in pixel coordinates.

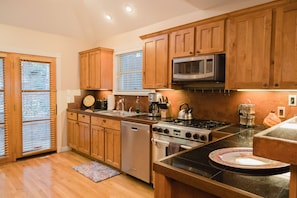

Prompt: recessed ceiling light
[125,5,133,13]
[105,14,112,21]
[124,4,135,14]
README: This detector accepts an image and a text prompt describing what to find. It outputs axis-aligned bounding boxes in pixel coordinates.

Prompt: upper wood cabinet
[195,20,225,54]
[273,2,297,89]
[170,27,195,58]
[79,47,114,90]
[225,9,273,90]
[142,34,169,89]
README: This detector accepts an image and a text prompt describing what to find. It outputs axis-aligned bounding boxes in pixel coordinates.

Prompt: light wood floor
[0,151,154,198]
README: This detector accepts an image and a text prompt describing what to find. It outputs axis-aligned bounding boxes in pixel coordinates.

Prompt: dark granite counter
[154,127,290,198]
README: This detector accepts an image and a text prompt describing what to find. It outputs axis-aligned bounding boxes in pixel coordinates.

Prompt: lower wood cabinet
[77,114,91,155]
[90,116,121,169]
[67,112,122,169]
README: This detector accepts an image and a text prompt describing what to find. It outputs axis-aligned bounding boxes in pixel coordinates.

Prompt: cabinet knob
[274,83,279,87]
[103,119,106,123]
[189,51,193,54]
[196,51,200,54]
[263,83,268,88]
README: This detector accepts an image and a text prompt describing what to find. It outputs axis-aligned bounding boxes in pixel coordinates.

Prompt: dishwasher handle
[131,127,138,132]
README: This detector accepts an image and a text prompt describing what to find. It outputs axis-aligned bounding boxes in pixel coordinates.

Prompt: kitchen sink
[94,110,147,117]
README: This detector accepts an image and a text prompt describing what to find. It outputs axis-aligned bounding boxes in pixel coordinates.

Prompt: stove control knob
[152,127,158,132]
[157,128,163,133]
[200,135,207,141]
[193,134,199,139]
[163,129,169,134]
[185,132,192,138]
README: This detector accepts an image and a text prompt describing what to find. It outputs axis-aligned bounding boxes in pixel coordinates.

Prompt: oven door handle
[151,138,192,150]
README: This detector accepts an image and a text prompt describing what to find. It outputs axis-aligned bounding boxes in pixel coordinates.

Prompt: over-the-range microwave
[172,54,225,83]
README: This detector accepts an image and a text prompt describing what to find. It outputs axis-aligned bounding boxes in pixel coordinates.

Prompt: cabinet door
[100,49,113,90]
[105,128,121,169]
[78,122,90,155]
[170,27,195,58]
[79,52,89,89]
[226,9,272,90]
[274,3,297,88]
[88,50,101,89]
[91,125,105,161]
[195,20,225,54]
[67,119,78,149]
[143,34,169,89]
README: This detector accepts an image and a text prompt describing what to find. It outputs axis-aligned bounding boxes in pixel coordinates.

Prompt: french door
[0,52,56,163]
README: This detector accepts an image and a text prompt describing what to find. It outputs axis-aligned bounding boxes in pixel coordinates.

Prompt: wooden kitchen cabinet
[170,27,195,58]
[195,20,225,54]
[90,116,121,169]
[142,34,169,89]
[77,114,91,155]
[273,2,297,89]
[225,9,272,90]
[90,125,105,161]
[79,47,114,90]
[67,112,78,149]
[105,128,121,169]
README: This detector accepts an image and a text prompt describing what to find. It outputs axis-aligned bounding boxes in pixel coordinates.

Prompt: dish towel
[168,142,181,155]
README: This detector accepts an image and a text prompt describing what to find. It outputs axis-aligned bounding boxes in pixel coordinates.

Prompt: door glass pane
[22,120,50,153]
[0,125,4,156]
[22,61,50,90]
[21,61,51,154]
[22,92,50,121]
[0,58,5,157]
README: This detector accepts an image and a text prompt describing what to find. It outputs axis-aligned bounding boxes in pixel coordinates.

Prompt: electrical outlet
[288,95,297,106]
[277,106,286,118]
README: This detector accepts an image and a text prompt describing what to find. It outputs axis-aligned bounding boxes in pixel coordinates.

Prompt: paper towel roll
[107,94,115,110]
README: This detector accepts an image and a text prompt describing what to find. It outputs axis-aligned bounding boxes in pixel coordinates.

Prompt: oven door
[151,133,203,185]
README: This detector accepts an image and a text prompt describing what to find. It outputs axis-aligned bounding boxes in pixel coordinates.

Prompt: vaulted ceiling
[0,0,274,42]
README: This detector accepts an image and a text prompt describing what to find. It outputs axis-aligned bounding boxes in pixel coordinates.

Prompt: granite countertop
[154,127,290,198]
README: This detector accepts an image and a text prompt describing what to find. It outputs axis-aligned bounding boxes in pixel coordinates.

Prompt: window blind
[0,58,6,157]
[117,51,144,92]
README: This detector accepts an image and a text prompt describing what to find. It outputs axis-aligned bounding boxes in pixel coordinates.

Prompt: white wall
[0,24,91,152]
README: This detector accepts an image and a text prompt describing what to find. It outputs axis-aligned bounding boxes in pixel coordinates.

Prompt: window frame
[113,49,153,96]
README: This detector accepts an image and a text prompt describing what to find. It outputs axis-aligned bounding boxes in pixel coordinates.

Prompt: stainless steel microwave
[172,54,225,83]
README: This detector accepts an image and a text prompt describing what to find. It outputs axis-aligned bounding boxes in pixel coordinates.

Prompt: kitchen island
[153,127,290,198]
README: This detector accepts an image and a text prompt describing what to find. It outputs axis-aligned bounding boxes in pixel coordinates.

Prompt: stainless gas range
[151,119,229,185]
[152,119,229,143]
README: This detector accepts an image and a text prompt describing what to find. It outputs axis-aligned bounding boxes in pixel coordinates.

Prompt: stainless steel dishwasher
[121,121,150,183]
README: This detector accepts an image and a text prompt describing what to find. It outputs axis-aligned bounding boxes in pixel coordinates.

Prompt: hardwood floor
[0,151,154,198]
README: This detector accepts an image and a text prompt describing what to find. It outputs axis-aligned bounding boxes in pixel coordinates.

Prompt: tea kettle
[178,103,192,120]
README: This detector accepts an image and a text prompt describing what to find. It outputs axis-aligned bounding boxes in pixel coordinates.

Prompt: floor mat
[73,161,120,183]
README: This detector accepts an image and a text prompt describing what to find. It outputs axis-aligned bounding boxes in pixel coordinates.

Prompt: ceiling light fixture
[125,5,133,13]
[104,13,112,21]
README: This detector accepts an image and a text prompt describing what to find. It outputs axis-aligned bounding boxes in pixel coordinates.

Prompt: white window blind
[116,51,146,92]
[0,58,5,157]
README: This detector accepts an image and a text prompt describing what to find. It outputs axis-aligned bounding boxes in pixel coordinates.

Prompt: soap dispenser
[135,96,140,113]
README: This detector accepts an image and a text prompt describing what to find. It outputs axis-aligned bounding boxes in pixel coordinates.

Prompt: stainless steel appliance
[151,119,229,184]
[121,121,151,183]
[148,92,162,117]
[172,54,225,83]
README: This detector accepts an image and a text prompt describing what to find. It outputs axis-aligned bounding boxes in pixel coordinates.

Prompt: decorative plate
[83,95,95,107]
[209,147,289,170]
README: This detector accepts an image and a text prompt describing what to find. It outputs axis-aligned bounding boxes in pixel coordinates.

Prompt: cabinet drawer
[78,114,90,124]
[91,116,120,130]
[67,112,77,120]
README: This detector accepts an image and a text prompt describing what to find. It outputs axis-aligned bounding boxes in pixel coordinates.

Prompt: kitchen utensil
[178,103,192,120]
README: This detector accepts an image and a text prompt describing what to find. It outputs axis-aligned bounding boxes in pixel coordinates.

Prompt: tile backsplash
[68,89,297,125]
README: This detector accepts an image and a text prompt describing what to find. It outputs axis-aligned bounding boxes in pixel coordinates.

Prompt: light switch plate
[277,106,286,118]
[288,95,297,106]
